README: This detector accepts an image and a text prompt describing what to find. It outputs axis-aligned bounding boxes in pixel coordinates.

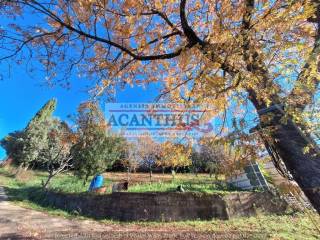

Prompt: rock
[176,185,185,192]
[112,181,129,192]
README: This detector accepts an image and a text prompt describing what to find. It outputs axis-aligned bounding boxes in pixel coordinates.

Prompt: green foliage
[191,141,230,178]
[72,128,125,182]
[72,102,126,182]
[25,99,57,130]
[20,99,57,167]
[19,122,50,167]
[39,120,73,167]
[39,119,75,189]
[0,131,25,164]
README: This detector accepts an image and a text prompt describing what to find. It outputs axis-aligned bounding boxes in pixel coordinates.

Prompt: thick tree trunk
[267,120,320,213]
[247,88,320,212]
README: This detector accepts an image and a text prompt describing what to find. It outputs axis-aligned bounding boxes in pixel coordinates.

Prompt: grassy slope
[0,167,238,194]
[0,167,319,239]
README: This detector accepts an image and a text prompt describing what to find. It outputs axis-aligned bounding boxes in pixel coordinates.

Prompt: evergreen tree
[19,99,57,169]
[25,99,57,130]
[0,131,25,164]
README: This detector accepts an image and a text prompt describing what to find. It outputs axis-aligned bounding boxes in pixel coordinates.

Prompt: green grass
[0,167,238,194]
[127,180,239,194]
[0,167,86,192]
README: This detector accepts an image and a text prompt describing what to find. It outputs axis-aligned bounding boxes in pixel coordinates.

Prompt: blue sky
[0,7,161,160]
[0,62,160,160]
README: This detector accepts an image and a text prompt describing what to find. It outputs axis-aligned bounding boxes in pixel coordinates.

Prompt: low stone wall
[43,191,288,221]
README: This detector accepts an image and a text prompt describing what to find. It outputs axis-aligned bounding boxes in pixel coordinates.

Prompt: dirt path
[0,186,114,239]
[0,187,264,240]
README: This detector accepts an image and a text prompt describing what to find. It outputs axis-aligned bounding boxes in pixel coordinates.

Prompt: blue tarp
[88,174,104,191]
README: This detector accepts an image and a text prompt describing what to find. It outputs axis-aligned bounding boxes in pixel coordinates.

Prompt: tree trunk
[171,168,176,181]
[194,167,198,177]
[267,120,320,213]
[43,173,53,189]
[149,168,152,181]
[127,167,130,182]
[215,173,219,181]
[15,163,23,176]
[246,84,320,212]
[83,175,89,186]
[14,163,26,177]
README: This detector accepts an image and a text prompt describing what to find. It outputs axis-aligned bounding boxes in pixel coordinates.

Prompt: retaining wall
[43,191,288,221]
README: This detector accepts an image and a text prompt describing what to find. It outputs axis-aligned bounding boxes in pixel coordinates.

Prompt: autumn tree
[135,136,162,180]
[122,141,140,180]
[160,141,192,171]
[199,142,226,179]
[197,137,256,178]
[1,0,320,211]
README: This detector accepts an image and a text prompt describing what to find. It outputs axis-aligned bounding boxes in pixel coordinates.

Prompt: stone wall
[43,191,288,221]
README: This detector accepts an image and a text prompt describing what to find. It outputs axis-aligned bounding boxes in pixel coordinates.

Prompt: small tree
[198,137,257,179]
[72,126,125,184]
[0,131,25,165]
[135,136,161,181]
[39,119,76,189]
[72,102,125,184]
[21,99,57,170]
[199,142,226,179]
[160,141,192,173]
[122,142,140,181]
[190,148,205,177]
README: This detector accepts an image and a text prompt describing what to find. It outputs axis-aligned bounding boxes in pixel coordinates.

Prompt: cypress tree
[19,99,57,170]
